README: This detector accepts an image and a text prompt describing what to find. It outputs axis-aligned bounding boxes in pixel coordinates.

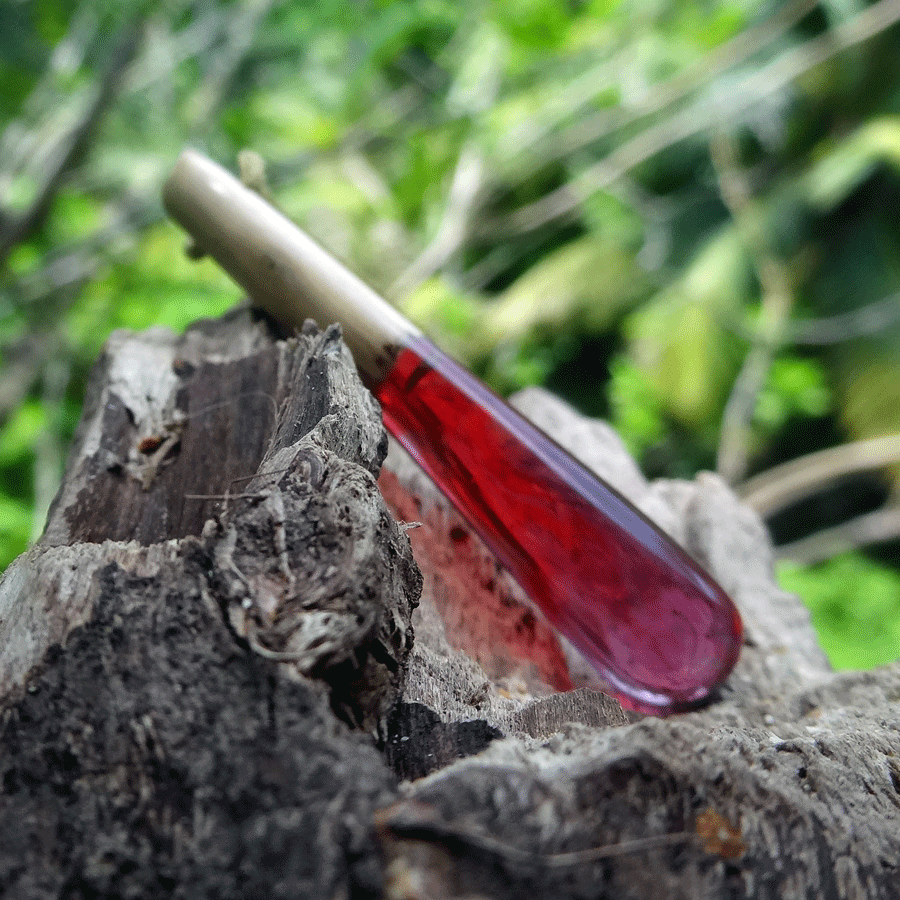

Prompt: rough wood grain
[0,308,420,898]
[1,308,898,900]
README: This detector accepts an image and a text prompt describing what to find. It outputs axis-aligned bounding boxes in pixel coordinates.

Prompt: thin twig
[183,492,269,501]
[408,0,819,259]
[184,0,277,130]
[0,0,100,177]
[790,290,900,345]
[391,143,486,296]
[491,0,900,236]
[379,802,696,867]
[0,22,143,267]
[0,334,55,426]
[717,347,778,483]
[776,504,900,563]
[527,0,820,167]
[738,432,900,517]
[714,286,900,348]
[122,6,229,96]
[8,196,156,307]
[712,133,797,483]
[0,199,158,426]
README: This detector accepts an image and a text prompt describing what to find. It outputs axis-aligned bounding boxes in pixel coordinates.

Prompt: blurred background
[2,0,900,669]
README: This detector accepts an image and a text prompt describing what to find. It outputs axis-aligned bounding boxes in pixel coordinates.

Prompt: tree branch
[0,23,142,267]
[712,132,797,484]
[391,143,486,297]
[776,503,900,562]
[491,0,900,236]
[790,288,900,345]
[525,0,821,168]
[738,432,900,517]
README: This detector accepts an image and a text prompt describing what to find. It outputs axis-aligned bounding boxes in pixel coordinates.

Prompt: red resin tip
[375,335,743,716]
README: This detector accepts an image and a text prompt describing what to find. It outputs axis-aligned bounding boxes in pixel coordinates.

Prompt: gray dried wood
[0,308,420,898]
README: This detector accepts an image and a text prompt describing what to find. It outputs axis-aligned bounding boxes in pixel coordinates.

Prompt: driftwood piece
[0,309,420,898]
[1,308,899,899]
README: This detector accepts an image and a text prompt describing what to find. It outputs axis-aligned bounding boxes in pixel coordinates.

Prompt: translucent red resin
[374,335,742,715]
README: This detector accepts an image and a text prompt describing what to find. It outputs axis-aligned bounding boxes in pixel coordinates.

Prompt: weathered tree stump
[1,307,898,899]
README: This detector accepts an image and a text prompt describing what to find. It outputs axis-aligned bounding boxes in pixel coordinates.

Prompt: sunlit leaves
[491,0,572,52]
[400,276,481,357]
[231,90,340,155]
[624,230,748,427]
[0,400,45,567]
[608,355,667,458]
[0,400,46,467]
[754,356,831,431]
[0,496,33,572]
[70,224,237,350]
[445,22,508,117]
[482,236,651,351]
[837,357,900,483]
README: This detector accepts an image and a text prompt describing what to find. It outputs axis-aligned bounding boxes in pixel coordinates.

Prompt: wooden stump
[1,308,898,899]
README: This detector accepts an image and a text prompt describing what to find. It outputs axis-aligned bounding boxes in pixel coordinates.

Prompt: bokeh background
[2,0,900,668]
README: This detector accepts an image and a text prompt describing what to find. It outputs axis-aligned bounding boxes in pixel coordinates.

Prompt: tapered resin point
[163,150,743,715]
[377,339,742,714]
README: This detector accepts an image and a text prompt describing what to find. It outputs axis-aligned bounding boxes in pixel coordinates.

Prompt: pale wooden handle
[163,149,419,383]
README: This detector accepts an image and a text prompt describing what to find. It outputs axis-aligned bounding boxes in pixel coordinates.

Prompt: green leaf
[632,298,730,426]
[481,235,651,351]
[69,224,239,347]
[400,277,482,360]
[624,230,748,427]
[446,22,508,116]
[608,355,666,457]
[492,0,572,51]
[835,355,900,485]
[238,89,341,154]
[754,356,831,431]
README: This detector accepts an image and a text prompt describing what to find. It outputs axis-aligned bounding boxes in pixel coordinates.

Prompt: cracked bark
[1,307,898,899]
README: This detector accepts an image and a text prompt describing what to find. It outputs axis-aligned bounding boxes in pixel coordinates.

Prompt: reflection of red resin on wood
[374,336,743,715]
[378,468,575,693]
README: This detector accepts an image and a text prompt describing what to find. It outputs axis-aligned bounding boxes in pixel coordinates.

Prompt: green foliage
[0,496,33,574]
[623,229,750,429]
[481,236,652,351]
[778,554,900,670]
[608,355,667,459]
[0,401,46,467]
[804,117,900,212]
[0,401,46,563]
[2,0,900,667]
[401,277,482,359]
[754,356,831,433]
